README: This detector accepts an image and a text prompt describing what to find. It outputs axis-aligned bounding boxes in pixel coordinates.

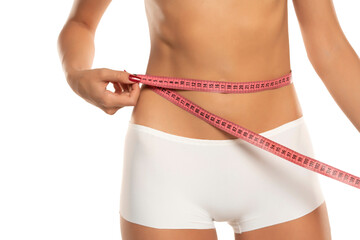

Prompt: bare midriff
[130,0,303,140]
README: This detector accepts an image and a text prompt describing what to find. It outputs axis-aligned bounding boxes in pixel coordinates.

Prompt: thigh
[234,201,332,240]
[120,123,219,240]
[121,216,218,240]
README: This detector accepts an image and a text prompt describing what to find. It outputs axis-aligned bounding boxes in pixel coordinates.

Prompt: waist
[129,70,303,140]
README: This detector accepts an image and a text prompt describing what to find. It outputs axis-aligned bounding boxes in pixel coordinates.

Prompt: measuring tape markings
[127,70,360,189]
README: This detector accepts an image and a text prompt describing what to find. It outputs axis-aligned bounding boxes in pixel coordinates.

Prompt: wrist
[65,67,82,94]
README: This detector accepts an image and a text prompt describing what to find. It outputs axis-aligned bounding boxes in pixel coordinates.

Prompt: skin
[58,0,359,239]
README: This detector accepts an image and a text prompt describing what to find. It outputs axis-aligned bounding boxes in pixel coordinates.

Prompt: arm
[57,0,140,115]
[57,0,111,83]
[293,0,360,132]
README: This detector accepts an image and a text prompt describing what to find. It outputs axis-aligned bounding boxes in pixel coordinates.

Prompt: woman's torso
[130,0,303,140]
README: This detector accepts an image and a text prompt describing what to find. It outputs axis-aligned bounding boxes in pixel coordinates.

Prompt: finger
[129,82,141,99]
[97,68,136,85]
[113,82,123,94]
[130,82,140,92]
[120,82,131,93]
[102,88,137,108]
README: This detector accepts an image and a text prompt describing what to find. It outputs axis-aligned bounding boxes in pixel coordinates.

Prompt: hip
[121,113,324,227]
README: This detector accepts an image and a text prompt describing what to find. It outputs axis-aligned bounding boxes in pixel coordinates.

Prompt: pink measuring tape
[126,70,360,189]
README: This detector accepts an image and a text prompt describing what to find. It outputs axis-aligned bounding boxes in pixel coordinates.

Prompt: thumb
[97,68,135,84]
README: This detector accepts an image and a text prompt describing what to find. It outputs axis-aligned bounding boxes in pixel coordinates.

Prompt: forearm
[309,38,360,132]
[57,20,95,91]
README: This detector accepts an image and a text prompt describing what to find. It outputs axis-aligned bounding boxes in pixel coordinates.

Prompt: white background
[0,0,359,239]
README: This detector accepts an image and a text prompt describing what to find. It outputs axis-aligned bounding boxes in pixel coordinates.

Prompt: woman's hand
[67,68,141,115]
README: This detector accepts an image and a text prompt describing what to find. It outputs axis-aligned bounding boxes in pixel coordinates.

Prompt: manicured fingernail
[128,74,141,82]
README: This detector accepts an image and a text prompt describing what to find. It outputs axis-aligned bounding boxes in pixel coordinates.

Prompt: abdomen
[130,0,303,140]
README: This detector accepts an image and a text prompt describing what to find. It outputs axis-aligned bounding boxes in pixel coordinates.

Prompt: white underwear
[119,116,325,234]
